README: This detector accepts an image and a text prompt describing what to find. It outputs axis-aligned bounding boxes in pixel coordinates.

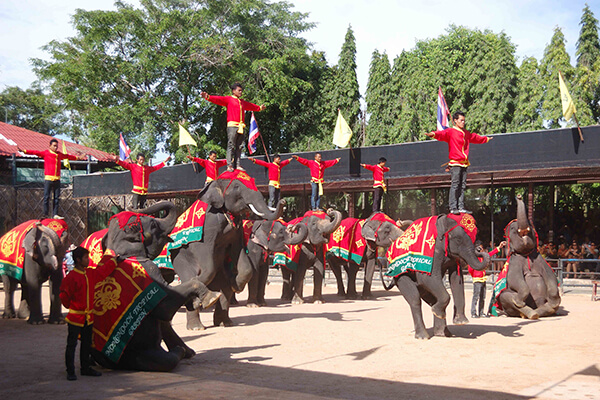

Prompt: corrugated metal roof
[0,122,113,162]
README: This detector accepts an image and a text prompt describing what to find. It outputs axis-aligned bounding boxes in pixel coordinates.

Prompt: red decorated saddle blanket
[386,216,438,277]
[92,257,167,363]
[0,219,68,280]
[273,211,327,272]
[326,218,366,264]
[81,228,109,268]
[155,200,208,270]
[218,169,259,191]
[242,220,255,246]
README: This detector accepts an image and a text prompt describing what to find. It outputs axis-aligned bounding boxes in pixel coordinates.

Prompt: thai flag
[247,112,259,155]
[437,86,450,131]
[119,133,131,161]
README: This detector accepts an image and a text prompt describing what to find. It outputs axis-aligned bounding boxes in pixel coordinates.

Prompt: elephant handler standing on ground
[425,111,492,215]
[361,157,389,212]
[19,138,85,219]
[60,247,119,380]
[293,153,340,211]
[111,153,171,209]
[187,150,227,186]
[249,154,292,209]
[469,240,506,318]
[200,83,265,171]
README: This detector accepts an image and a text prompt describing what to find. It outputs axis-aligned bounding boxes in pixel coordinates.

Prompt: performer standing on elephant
[60,247,119,380]
[187,150,227,185]
[469,240,506,318]
[361,157,389,212]
[200,83,265,171]
[425,111,492,215]
[19,138,85,218]
[249,154,292,208]
[292,153,340,211]
[111,153,171,209]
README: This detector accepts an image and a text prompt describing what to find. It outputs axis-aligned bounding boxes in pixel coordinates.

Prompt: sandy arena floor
[1,279,599,400]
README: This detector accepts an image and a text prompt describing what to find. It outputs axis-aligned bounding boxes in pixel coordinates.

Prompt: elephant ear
[200,181,225,209]
[252,221,270,248]
[361,222,376,242]
[23,227,39,258]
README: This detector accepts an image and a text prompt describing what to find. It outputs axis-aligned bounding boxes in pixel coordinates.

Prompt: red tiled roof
[0,122,113,162]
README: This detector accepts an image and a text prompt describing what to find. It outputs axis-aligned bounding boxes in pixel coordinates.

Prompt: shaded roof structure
[73,125,600,198]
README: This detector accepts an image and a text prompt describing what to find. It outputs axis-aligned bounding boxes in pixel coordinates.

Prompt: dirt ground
[1,277,599,400]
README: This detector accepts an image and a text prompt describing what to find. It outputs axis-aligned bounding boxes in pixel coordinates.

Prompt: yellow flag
[178,123,198,147]
[332,110,353,148]
[62,140,71,170]
[559,71,576,121]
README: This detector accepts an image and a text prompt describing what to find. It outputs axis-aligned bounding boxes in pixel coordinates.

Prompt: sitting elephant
[327,213,410,299]
[92,201,221,372]
[245,219,308,307]
[275,208,342,304]
[169,170,284,330]
[1,219,69,324]
[385,213,490,339]
[494,195,561,319]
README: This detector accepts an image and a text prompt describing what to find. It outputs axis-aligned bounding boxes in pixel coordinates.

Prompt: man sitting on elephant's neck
[425,111,492,215]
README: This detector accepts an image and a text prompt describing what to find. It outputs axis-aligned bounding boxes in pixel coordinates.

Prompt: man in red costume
[249,154,292,208]
[469,240,506,318]
[112,153,171,209]
[361,157,389,212]
[19,138,85,218]
[426,111,492,215]
[187,150,227,185]
[201,83,265,171]
[292,153,340,211]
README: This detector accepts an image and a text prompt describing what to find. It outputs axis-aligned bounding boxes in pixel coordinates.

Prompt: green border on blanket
[385,253,433,277]
[0,261,23,280]
[493,277,507,298]
[168,226,204,252]
[153,255,172,270]
[327,248,363,265]
[273,252,297,272]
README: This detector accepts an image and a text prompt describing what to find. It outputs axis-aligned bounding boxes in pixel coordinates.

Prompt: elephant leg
[507,259,530,308]
[346,262,359,300]
[160,321,195,359]
[47,269,64,324]
[23,266,45,324]
[131,347,186,372]
[498,292,539,319]
[2,275,17,319]
[246,266,260,307]
[230,243,254,294]
[447,266,468,325]
[214,284,234,327]
[312,255,325,304]
[539,260,561,313]
[421,274,451,321]
[362,255,376,300]
[328,256,346,297]
[17,281,29,319]
[396,275,430,340]
[420,289,451,337]
[281,267,294,301]
[292,264,306,305]
[256,260,269,306]
[152,277,220,322]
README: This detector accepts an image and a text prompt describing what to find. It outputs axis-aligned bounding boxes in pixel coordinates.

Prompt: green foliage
[365,50,394,145]
[511,57,544,132]
[576,4,600,68]
[0,85,62,135]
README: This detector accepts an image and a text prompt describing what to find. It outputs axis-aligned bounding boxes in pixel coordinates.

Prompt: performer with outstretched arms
[249,154,292,208]
[200,83,265,171]
[292,153,340,211]
[425,111,492,215]
[361,157,389,212]
[187,150,227,185]
[112,153,171,209]
[19,138,85,218]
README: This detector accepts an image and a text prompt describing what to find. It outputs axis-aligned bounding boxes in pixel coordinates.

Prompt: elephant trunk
[37,225,62,270]
[136,201,178,234]
[247,192,285,220]
[320,209,343,236]
[284,222,308,246]
[462,245,491,271]
[516,195,530,238]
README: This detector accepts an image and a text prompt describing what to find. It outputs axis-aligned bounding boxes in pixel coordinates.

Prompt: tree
[576,4,600,68]
[575,4,600,123]
[0,85,62,135]
[32,0,320,157]
[511,57,544,132]
[365,50,394,145]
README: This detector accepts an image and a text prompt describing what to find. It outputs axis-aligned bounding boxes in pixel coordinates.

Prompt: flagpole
[186,144,199,173]
[259,134,271,163]
[572,112,584,142]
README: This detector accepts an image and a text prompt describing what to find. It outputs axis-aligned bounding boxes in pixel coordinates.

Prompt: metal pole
[490,173,495,247]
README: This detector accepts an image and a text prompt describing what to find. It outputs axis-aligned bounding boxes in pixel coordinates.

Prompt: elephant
[276,208,342,304]
[494,195,561,319]
[245,219,308,307]
[169,171,284,330]
[92,201,221,372]
[327,213,410,300]
[1,219,69,324]
[385,213,491,339]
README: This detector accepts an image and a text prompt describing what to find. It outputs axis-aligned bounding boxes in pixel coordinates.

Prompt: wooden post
[549,183,555,242]
[430,188,436,216]
[528,182,535,228]
[302,184,308,213]
[348,192,355,218]
[490,173,495,247]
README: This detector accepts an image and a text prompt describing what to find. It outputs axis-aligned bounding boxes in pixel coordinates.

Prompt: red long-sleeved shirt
[205,95,261,132]
[192,157,227,182]
[468,247,500,282]
[362,164,390,188]
[432,127,490,167]
[295,157,339,183]
[116,160,166,195]
[23,149,78,181]
[59,250,118,326]
[252,158,291,188]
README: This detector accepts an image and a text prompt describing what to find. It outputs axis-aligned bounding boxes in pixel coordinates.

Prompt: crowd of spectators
[539,238,600,278]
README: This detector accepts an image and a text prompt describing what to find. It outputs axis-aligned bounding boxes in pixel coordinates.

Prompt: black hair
[49,138,58,145]
[273,154,281,159]
[136,153,145,160]
[452,111,465,121]
[72,246,89,265]
[209,150,217,156]
[315,152,321,157]
[378,157,387,163]
[230,82,243,91]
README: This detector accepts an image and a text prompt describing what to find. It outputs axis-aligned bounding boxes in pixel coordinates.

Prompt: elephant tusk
[268,206,276,212]
[249,203,265,217]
